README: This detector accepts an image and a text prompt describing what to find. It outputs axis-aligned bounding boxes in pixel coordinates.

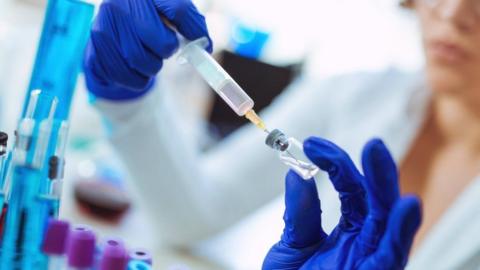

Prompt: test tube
[0,132,8,179]
[48,121,69,201]
[178,38,254,116]
[0,132,8,210]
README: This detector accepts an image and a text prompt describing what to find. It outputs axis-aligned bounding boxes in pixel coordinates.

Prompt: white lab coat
[93,68,480,269]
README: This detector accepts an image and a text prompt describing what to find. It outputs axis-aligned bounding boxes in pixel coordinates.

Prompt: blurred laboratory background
[0,0,422,269]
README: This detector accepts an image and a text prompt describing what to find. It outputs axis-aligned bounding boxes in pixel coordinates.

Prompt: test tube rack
[0,0,155,268]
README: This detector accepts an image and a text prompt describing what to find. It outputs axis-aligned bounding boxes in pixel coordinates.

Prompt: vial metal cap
[265,129,289,151]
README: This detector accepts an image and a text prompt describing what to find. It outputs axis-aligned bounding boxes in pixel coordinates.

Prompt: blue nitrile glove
[84,0,213,101]
[263,137,422,270]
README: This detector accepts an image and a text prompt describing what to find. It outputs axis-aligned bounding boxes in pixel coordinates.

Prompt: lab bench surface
[59,151,225,270]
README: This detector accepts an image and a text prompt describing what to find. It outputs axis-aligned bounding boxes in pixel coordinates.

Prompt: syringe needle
[245,110,268,132]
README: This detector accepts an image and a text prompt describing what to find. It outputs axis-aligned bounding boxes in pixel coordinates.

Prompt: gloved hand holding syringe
[178,38,319,179]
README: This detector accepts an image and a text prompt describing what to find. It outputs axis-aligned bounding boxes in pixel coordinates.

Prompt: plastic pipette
[178,38,267,131]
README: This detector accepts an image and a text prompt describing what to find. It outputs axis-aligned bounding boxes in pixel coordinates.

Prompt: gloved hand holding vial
[178,38,319,179]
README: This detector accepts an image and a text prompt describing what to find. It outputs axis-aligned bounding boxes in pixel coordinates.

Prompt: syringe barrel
[179,38,254,116]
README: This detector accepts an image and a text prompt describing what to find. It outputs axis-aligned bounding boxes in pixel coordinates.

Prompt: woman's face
[415,0,480,98]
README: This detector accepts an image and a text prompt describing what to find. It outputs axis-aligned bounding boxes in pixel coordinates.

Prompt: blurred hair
[400,0,414,8]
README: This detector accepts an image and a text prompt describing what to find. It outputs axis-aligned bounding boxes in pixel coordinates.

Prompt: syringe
[178,38,319,179]
[178,38,267,131]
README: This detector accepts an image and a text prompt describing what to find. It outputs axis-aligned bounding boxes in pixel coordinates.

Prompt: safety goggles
[417,0,480,16]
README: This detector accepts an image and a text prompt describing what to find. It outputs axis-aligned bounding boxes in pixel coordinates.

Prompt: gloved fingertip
[361,138,399,212]
[303,137,340,155]
[286,169,303,182]
[285,170,316,194]
[135,77,157,93]
[303,136,322,150]
[161,32,180,58]
[366,137,385,148]
[388,195,422,252]
[205,36,214,53]
[303,137,341,174]
[284,169,320,217]
[362,138,389,163]
[283,170,324,248]
[398,195,423,233]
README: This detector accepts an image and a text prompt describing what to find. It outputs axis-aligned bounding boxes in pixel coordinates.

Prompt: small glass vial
[265,129,319,180]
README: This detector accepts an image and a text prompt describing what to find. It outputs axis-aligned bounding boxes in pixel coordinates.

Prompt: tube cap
[99,238,129,270]
[48,156,60,179]
[67,225,96,268]
[0,132,7,146]
[129,248,152,265]
[42,219,70,255]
